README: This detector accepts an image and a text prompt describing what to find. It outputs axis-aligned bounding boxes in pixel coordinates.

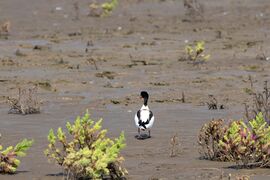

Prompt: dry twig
[244,79,270,123]
[170,134,180,157]
[7,86,40,115]
[0,21,11,35]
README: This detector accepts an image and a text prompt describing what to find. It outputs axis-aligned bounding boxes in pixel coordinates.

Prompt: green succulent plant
[44,110,127,179]
[198,119,229,161]
[219,120,256,165]
[0,138,33,173]
[219,112,270,167]
[185,41,210,64]
[89,0,118,17]
[102,0,118,16]
[199,112,270,168]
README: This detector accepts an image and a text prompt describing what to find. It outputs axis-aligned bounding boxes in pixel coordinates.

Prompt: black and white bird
[134,91,155,138]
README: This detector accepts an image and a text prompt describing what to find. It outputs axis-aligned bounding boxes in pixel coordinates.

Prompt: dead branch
[7,86,40,115]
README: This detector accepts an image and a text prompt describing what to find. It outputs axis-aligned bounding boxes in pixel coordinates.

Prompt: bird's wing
[137,110,141,121]
[134,110,140,126]
[149,110,154,122]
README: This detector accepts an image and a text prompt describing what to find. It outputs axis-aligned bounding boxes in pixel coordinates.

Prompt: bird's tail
[139,120,148,130]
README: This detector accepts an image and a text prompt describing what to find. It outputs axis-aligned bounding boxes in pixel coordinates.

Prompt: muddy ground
[1,0,270,179]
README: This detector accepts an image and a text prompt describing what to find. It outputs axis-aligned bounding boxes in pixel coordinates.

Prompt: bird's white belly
[134,110,155,129]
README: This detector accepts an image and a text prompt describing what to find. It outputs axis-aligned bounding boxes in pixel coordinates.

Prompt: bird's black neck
[144,98,148,106]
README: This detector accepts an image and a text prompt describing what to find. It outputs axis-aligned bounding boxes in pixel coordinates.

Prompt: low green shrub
[219,112,270,167]
[199,112,270,168]
[184,41,210,64]
[89,0,118,17]
[44,110,127,179]
[0,138,33,173]
[101,0,118,16]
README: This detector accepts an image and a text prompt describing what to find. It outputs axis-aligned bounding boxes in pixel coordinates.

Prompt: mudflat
[1,0,270,179]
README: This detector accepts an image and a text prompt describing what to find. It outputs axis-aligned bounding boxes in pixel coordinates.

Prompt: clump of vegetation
[241,65,261,72]
[206,95,224,110]
[44,111,127,179]
[244,79,270,123]
[89,0,118,17]
[235,175,250,180]
[256,45,270,61]
[199,112,270,168]
[219,112,270,168]
[95,71,116,79]
[0,21,10,36]
[36,81,53,91]
[101,0,118,16]
[198,119,229,161]
[7,86,40,115]
[0,137,33,174]
[183,41,210,65]
[183,0,204,21]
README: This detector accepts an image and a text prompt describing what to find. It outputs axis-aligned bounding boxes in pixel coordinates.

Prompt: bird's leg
[148,129,151,138]
[138,128,141,138]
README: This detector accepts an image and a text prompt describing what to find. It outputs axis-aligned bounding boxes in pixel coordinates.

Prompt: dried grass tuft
[7,86,40,115]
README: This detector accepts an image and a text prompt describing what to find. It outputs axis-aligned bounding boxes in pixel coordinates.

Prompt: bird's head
[140,91,149,100]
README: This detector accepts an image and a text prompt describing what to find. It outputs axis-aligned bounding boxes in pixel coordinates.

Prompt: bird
[134,91,155,138]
